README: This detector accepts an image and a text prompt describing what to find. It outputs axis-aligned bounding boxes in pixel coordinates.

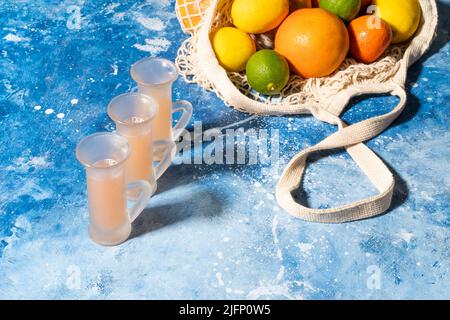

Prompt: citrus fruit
[320,0,361,22]
[275,8,349,78]
[176,0,211,34]
[231,0,289,34]
[212,27,256,72]
[348,15,392,64]
[290,0,312,12]
[246,49,290,95]
[373,0,421,44]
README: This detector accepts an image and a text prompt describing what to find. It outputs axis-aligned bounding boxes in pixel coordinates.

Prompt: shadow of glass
[130,190,224,239]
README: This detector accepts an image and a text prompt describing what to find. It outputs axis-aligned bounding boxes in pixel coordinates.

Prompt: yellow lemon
[212,27,256,72]
[231,0,289,34]
[373,0,421,44]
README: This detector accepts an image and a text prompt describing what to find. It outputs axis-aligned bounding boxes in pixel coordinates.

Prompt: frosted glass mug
[107,93,176,198]
[131,57,193,145]
[76,133,152,246]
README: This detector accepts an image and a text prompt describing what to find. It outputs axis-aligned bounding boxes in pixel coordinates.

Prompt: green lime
[320,0,361,22]
[246,50,290,95]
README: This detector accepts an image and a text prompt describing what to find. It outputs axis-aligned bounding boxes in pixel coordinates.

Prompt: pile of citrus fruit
[211,0,422,95]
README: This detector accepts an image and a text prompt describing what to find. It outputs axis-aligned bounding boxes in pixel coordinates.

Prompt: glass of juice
[130,57,193,151]
[76,132,152,246]
[107,92,176,198]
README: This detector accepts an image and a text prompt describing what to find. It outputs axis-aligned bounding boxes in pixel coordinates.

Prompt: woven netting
[176,0,408,113]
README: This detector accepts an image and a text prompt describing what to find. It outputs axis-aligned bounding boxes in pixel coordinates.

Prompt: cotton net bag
[175,0,438,223]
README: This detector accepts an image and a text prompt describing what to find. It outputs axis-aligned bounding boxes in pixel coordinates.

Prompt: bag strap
[276,82,407,223]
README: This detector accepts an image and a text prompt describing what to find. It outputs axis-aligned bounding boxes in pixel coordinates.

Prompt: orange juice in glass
[131,57,193,157]
[76,133,152,246]
[108,93,176,198]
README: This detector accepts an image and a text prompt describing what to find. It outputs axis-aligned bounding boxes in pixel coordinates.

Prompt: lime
[212,27,256,72]
[246,50,290,95]
[320,0,361,22]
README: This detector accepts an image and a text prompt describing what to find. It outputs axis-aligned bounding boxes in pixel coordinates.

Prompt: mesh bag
[175,0,438,223]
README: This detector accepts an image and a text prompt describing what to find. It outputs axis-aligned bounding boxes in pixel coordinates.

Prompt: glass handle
[172,100,193,141]
[153,139,176,180]
[127,180,152,223]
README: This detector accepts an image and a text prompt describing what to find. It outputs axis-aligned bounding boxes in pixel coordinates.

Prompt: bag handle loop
[276,82,407,223]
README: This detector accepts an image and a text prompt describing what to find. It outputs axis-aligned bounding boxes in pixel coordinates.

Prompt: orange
[176,0,211,34]
[275,8,349,78]
[348,15,392,64]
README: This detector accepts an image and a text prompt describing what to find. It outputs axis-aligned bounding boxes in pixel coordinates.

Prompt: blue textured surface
[0,1,449,299]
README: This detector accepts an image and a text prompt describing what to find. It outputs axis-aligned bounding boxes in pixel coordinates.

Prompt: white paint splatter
[247,283,298,300]
[45,108,54,115]
[222,237,230,243]
[0,216,32,254]
[6,155,51,172]
[399,230,414,244]
[112,12,125,22]
[276,266,285,281]
[13,179,53,201]
[135,15,165,31]
[216,251,223,260]
[71,99,79,105]
[297,243,314,255]
[216,272,224,286]
[111,63,118,76]
[133,38,170,55]
[272,214,283,260]
[34,105,42,110]
[57,113,65,119]
[104,3,120,14]
[3,33,31,43]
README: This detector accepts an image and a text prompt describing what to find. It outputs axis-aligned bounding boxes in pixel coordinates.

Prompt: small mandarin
[348,15,393,64]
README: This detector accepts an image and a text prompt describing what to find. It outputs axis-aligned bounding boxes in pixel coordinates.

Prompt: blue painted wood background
[0,0,448,299]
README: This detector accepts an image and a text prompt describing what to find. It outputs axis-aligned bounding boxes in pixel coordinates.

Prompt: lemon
[212,27,256,72]
[231,0,289,34]
[373,0,421,44]
[246,50,290,95]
